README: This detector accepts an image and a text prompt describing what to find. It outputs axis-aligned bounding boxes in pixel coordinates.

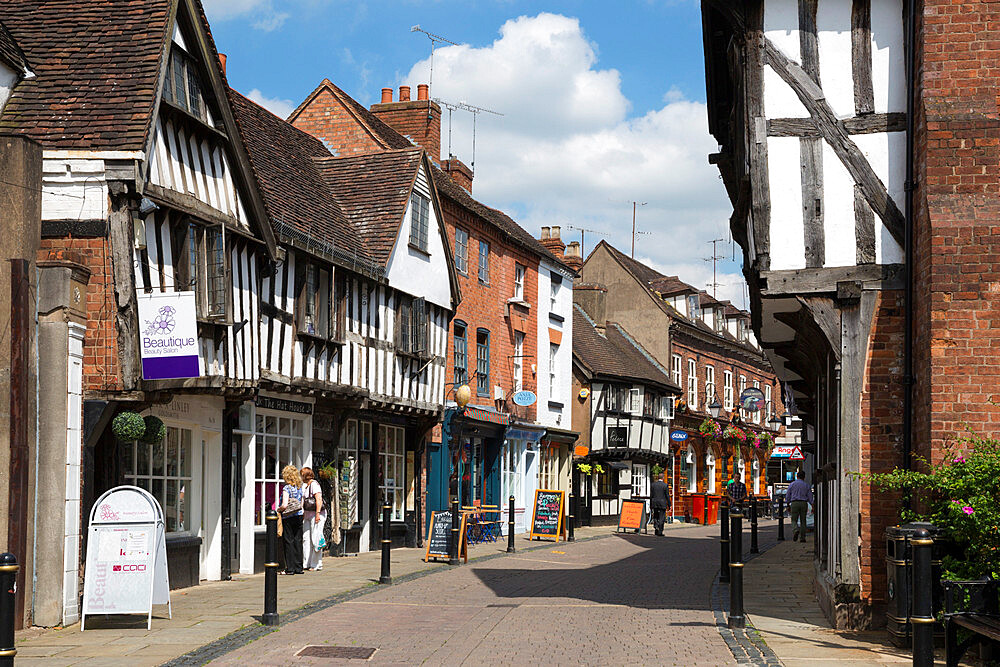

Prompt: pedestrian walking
[300,467,326,571]
[786,470,813,543]
[277,464,305,574]
[650,475,671,536]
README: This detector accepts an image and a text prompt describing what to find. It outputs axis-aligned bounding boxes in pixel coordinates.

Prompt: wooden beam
[746,1,771,269]
[108,184,141,390]
[854,185,877,264]
[767,113,906,137]
[798,296,842,357]
[703,0,745,32]
[800,137,825,268]
[764,38,905,246]
[851,0,874,116]
[798,0,820,84]
[760,263,904,296]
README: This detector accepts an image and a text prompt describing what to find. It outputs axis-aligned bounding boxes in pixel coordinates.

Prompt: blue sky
[205,0,747,306]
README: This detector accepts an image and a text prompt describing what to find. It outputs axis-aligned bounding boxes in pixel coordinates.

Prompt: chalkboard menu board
[617,499,646,533]
[529,489,565,541]
[424,511,467,562]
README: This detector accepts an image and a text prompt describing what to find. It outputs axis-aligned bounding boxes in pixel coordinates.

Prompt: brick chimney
[538,225,566,259]
[442,156,473,193]
[574,283,607,333]
[564,241,583,272]
[218,53,227,76]
[370,84,442,164]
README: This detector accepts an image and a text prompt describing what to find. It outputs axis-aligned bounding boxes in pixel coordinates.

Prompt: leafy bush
[111,411,146,441]
[140,415,166,444]
[863,433,1000,580]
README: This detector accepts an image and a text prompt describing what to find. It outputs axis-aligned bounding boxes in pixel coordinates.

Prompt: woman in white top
[300,467,326,571]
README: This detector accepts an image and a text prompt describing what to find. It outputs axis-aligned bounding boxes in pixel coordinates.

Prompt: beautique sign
[138,292,200,380]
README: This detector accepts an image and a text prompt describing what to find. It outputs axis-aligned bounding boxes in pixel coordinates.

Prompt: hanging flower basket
[724,424,747,443]
[140,415,166,444]
[111,411,146,441]
[699,418,722,442]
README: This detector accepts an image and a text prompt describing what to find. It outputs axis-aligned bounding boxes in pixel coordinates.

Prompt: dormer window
[164,49,207,123]
[687,294,700,319]
[714,308,725,332]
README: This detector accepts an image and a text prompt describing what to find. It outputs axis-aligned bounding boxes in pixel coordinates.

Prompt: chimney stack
[574,283,608,333]
[564,241,583,272]
[218,53,227,76]
[442,157,474,193]
[370,83,442,165]
[538,225,566,260]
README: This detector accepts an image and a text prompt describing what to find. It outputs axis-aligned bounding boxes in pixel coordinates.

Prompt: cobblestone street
[207,525,734,666]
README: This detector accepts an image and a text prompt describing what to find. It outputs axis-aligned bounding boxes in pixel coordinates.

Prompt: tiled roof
[600,241,668,286]
[0,0,170,150]
[229,89,369,260]
[313,149,423,266]
[0,20,29,74]
[573,305,678,390]
[649,275,694,295]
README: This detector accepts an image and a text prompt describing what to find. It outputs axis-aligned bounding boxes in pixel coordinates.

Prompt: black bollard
[507,495,516,553]
[262,510,279,626]
[911,529,934,667]
[720,502,730,584]
[379,504,392,584]
[777,495,785,541]
[750,497,759,554]
[728,508,745,628]
[449,499,460,566]
[0,553,17,667]
[567,493,575,542]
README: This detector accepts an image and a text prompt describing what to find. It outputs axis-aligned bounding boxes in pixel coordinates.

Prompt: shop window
[631,463,649,498]
[254,413,306,527]
[513,263,525,301]
[454,321,468,385]
[478,241,490,284]
[476,329,490,396]
[596,467,618,497]
[455,228,469,274]
[122,425,192,533]
[395,295,429,358]
[164,48,207,123]
[379,425,405,521]
[501,440,524,502]
[538,445,557,490]
[409,192,430,252]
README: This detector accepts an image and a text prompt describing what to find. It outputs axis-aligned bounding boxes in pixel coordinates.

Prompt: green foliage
[140,415,166,444]
[111,411,146,441]
[862,433,1000,580]
[651,463,664,478]
[577,463,592,475]
[699,418,722,441]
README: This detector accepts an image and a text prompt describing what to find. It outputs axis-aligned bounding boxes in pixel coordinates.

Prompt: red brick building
[701,0,1000,629]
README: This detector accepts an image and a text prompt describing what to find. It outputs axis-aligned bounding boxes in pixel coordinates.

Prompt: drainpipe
[902,0,917,485]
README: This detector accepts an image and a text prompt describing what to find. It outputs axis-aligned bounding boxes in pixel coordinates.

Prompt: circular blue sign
[512,390,537,407]
[670,430,689,442]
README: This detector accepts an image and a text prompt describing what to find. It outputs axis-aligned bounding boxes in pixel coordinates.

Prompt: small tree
[862,432,1000,580]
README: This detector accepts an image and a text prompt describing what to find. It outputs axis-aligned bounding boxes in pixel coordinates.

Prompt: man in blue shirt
[786,470,813,543]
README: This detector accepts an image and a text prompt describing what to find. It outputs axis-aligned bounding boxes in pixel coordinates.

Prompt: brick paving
[206,523,734,666]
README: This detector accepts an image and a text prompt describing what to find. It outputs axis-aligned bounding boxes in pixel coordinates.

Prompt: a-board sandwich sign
[529,489,565,541]
[81,485,171,630]
[138,291,201,380]
[424,510,467,563]
[617,499,647,534]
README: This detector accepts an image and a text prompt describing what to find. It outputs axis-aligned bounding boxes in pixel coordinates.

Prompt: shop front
[502,424,547,534]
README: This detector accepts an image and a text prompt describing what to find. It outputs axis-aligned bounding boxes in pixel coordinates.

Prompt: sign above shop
[256,395,313,415]
[739,387,766,413]
[771,445,804,460]
[607,426,628,448]
[512,390,537,407]
[670,430,689,442]
[137,292,200,380]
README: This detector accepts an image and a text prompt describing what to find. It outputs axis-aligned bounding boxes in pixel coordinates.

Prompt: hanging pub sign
[529,489,565,541]
[137,291,200,380]
[739,387,766,413]
[81,486,171,630]
[512,390,537,407]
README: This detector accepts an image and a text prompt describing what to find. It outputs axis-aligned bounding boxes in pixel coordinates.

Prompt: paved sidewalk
[743,536,945,666]
[14,523,690,665]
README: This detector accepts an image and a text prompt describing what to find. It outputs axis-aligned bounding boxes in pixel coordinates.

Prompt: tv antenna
[704,238,725,298]
[434,98,503,171]
[410,26,459,103]
[630,201,649,258]
[566,225,607,257]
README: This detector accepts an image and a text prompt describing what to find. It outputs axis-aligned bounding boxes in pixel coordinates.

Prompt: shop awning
[589,447,672,465]
[461,405,510,426]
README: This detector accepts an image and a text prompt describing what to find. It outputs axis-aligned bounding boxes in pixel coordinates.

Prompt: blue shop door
[482,438,501,508]
[425,442,449,526]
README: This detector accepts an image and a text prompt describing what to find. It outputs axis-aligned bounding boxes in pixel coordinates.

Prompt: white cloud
[245,88,296,119]
[402,13,743,301]
[202,0,290,31]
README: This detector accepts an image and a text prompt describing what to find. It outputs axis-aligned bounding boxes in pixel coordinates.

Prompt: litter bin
[885,522,945,647]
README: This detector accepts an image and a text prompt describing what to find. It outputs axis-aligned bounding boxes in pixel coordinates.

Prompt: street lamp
[768,414,782,431]
[782,413,794,428]
[455,383,471,409]
[708,395,723,419]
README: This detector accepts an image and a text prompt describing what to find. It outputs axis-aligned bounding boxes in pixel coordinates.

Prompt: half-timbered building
[700,0,1000,628]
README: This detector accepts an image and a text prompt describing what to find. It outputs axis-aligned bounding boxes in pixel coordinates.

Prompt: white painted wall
[535,259,574,428]
[816,0,854,119]
[41,158,108,221]
[62,323,86,626]
[384,163,453,310]
[0,63,17,113]
[871,0,906,114]
[767,136,806,270]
